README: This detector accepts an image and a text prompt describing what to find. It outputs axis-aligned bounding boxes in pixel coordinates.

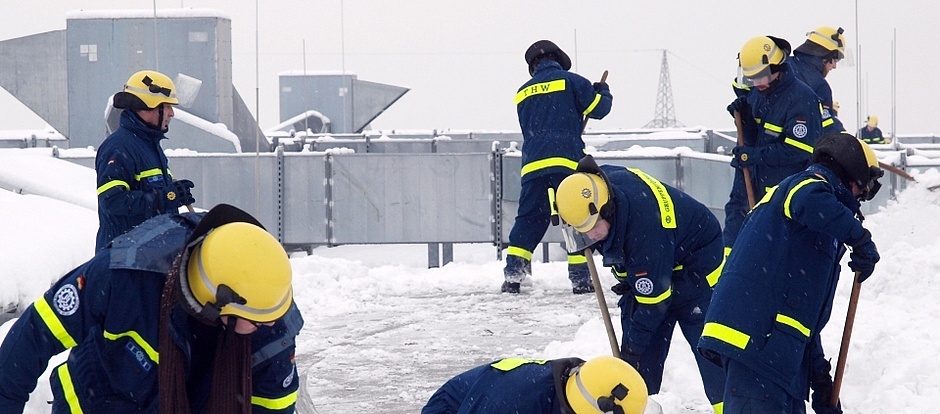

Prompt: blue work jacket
[0,213,303,413]
[95,110,178,251]
[790,51,845,134]
[422,357,583,414]
[699,164,864,400]
[596,166,723,355]
[515,60,612,183]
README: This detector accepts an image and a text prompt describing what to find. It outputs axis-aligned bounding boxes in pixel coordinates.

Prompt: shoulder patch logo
[634,278,654,295]
[53,284,80,316]
[792,123,808,138]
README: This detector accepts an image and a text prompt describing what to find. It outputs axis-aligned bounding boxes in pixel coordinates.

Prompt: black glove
[810,363,842,414]
[847,229,879,282]
[610,282,629,296]
[173,179,196,206]
[730,146,757,169]
[727,95,749,117]
[593,82,609,93]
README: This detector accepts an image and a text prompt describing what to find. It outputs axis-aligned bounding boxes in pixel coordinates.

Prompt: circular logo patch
[53,284,80,316]
[634,278,654,295]
[792,123,808,138]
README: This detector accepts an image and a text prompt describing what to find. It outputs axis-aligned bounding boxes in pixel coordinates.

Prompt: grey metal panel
[368,139,433,153]
[351,79,409,133]
[0,30,68,136]
[280,75,354,133]
[591,138,707,152]
[678,157,733,223]
[66,13,234,149]
[312,139,368,153]
[330,153,493,244]
[281,153,328,245]
[166,154,280,232]
[232,87,267,152]
[434,140,500,154]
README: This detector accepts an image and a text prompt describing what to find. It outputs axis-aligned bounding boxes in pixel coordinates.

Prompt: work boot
[571,279,595,295]
[569,263,593,295]
[500,281,521,294]
[502,256,531,294]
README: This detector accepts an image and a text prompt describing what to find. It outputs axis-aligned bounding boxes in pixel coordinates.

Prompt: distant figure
[0,204,302,413]
[95,69,196,251]
[502,40,613,294]
[699,133,883,414]
[422,356,648,414]
[555,155,726,414]
[790,26,847,134]
[859,115,887,144]
[723,35,823,251]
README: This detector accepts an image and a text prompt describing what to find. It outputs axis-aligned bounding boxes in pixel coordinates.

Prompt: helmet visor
[560,222,602,254]
[859,166,885,201]
[738,65,773,88]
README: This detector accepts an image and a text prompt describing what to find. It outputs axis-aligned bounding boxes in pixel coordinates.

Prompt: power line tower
[644,50,684,128]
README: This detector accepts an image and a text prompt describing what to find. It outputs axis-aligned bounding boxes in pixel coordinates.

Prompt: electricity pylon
[644,50,684,128]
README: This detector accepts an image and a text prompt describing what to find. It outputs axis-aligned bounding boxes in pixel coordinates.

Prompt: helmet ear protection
[596,383,630,414]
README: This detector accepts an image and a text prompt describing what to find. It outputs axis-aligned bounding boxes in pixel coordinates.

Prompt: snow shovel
[579,71,619,358]
[733,111,756,208]
[830,271,863,407]
[584,247,620,358]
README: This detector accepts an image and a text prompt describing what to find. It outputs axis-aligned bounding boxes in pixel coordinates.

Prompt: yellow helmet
[115,70,179,110]
[565,356,648,414]
[184,222,293,323]
[867,115,879,128]
[799,26,846,60]
[739,35,789,79]
[556,173,610,232]
[813,133,884,201]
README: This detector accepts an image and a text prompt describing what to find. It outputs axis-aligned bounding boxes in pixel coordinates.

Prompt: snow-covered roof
[65,8,230,20]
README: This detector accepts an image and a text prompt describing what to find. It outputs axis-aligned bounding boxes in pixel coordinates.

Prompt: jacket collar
[119,109,167,142]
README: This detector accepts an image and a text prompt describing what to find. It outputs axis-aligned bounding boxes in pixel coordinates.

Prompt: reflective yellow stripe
[784,178,824,219]
[752,184,777,210]
[582,93,602,116]
[491,357,548,371]
[784,137,814,153]
[57,363,84,413]
[702,322,750,350]
[135,168,164,181]
[713,401,724,414]
[776,314,811,338]
[822,118,834,128]
[705,256,725,287]
[627,168,676,228]
[103,330,160,364]
[672,264,683,271]
[636,287,671,305]
[520,157,578,177]
[34,298,77,348]
[613,268,627,277]
[514,79,566,104]
[764,123,783,133]
[251,390,298,411]
[507,246,533,261]
[567,254,587,265]
[96,180,130,195]
[723,247,732,259]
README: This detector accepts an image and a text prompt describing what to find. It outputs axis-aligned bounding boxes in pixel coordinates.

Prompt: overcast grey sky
[1,1,937,136]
